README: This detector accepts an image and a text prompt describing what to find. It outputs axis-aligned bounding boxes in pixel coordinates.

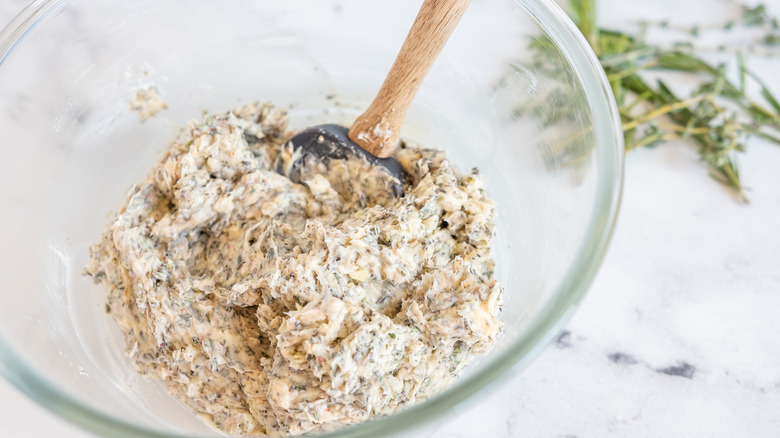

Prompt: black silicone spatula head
[278,124,405,197]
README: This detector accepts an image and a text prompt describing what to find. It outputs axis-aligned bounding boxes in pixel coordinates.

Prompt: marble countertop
[1,0,779,436]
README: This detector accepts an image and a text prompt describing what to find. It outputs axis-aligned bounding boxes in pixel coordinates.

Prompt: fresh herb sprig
[567,0,780,201]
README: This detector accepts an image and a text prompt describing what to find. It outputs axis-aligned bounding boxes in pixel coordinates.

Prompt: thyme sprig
[567,0,780,201]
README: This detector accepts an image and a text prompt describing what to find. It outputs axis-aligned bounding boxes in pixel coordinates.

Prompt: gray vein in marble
[657,361,696,379]
[553,330,573,349]
[607,352,638,365]
[605,349,697,379]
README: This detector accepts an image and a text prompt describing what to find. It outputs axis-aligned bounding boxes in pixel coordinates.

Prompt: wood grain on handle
[348,0,471,158]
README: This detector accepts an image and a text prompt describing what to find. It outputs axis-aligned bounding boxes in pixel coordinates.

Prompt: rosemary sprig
[566,0,780,201]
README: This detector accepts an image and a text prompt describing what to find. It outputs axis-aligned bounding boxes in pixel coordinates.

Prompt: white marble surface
[2,0,780,437]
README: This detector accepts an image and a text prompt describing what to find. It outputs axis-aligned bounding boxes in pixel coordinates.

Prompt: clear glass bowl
[0,0,622,436]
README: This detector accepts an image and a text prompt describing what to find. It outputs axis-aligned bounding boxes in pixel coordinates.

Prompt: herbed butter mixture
[129,86,167,121]
[86,103,503,436]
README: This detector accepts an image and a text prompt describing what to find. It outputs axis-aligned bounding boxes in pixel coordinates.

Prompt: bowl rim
[0,0,624,436]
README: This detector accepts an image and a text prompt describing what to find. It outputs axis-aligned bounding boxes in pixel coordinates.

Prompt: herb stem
[625,132,679,151]
[622,95,708,132]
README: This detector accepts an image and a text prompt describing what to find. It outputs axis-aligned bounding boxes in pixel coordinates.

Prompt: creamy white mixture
[129,86,167,121]
[86,102,503,436]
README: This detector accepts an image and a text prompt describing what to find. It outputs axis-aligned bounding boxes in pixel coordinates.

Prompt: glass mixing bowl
[0,0,622,436]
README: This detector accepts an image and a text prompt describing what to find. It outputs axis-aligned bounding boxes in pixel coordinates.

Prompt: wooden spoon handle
[348,0,471,158]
